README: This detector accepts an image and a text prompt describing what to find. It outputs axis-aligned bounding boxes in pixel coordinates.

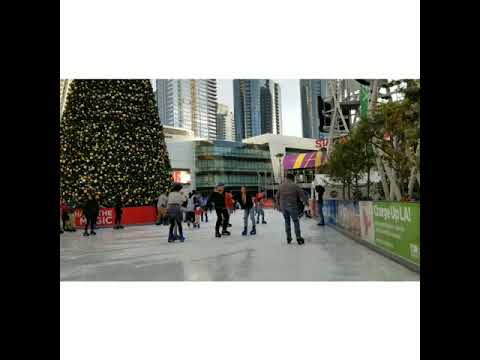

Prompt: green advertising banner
[373,202,420,265]
[359,85,369,119]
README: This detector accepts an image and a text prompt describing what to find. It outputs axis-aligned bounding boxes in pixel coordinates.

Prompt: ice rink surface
[60,209,419,281]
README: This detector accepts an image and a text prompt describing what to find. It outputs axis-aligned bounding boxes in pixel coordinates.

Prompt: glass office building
[300,80,328,139]
[195,140,273,191]
[233,79,281,142]
[216,103,235,141]
[156,79,218,140]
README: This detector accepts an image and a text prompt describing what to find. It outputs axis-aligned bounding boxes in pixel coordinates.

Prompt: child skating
[194,205,202,228]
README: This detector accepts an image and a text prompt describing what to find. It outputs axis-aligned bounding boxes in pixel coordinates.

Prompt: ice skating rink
[60,209,419,281]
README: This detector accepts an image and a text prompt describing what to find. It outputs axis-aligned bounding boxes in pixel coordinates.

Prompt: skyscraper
[206,80,218,141]
[274,82,282,135]
[217,103,235,141]
[155,79,218,140]
[234,79,281,141]
[260,82,273,134]
[300,80,329,139]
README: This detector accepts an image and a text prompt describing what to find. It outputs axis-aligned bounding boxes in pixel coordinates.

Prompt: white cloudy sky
[217,79,302,137]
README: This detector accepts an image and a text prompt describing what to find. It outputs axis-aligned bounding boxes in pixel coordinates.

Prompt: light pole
[257,171,260,194]
[264,169,267,197]
[274,153,284,197]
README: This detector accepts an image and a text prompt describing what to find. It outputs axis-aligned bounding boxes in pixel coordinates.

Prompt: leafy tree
[367,80,420,199]
[326,79,420,201]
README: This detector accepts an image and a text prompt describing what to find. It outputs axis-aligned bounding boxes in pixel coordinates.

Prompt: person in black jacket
[315,184,325,226]
[82,192,100,236]
[207,183,230,238]
[236,186,256,236]
[113,194,124,230]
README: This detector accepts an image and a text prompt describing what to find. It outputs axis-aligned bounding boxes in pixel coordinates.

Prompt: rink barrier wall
[73,198,276,229]
[314,200,420,273]
[329,224,420,273]
[74,206,157,228]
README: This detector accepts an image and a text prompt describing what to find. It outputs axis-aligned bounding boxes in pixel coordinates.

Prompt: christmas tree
[60,80,172,207]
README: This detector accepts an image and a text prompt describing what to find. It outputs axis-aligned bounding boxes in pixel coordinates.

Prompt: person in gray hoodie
[275,174,308,245]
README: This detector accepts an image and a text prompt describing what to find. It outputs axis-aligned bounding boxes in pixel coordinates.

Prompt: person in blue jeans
[236,186,256,236]
[275,173,308,245]
[255,190,267,224]
[200,193,209,222]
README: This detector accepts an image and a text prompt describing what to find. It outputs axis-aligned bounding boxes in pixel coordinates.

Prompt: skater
[82,192,100,236]
[275,174,308,245]
[236,186,256,236]
[185,192,196,228]
[304,202,312,218]
[67,202,77,232]
[59,199,64,234]
[303,189,312,218]
[61,199,77,232]
[194,204,202,228]
[208,196,214,214]
[156,192,168,225]
[113,194,124,229]
[64,199,77,232]
[200,193,209,222]
[225,190,234,226]
[166,183,186,242]
[255,190,267,224]
[60,199,70,232]
[92,193,101,231]
[207,183,231,238]
[315,184,325,226]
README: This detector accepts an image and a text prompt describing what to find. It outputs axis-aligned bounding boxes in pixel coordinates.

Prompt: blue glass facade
[233,79,280,141]
[250,80,264,137]
[300,80,328,139]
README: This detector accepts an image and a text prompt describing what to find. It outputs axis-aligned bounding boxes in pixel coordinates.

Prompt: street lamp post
[264,170,267,197]
[257,171,260,194]
[274,153,284,197]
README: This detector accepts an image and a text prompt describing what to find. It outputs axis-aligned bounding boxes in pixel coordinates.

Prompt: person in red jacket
[60,199,72,232]
[225,190,234,227]
[194,205,203,229]
[255,190,267,224]
[225,191,233,211]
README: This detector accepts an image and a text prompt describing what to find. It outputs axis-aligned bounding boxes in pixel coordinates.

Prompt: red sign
[74,206,157,228]
[74,208,114,226]
[315,139,329,149]
[315,136,348,149]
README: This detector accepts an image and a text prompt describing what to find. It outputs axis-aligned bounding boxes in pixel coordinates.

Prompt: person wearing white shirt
[156,192,168,225]
[166,184,187,242]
